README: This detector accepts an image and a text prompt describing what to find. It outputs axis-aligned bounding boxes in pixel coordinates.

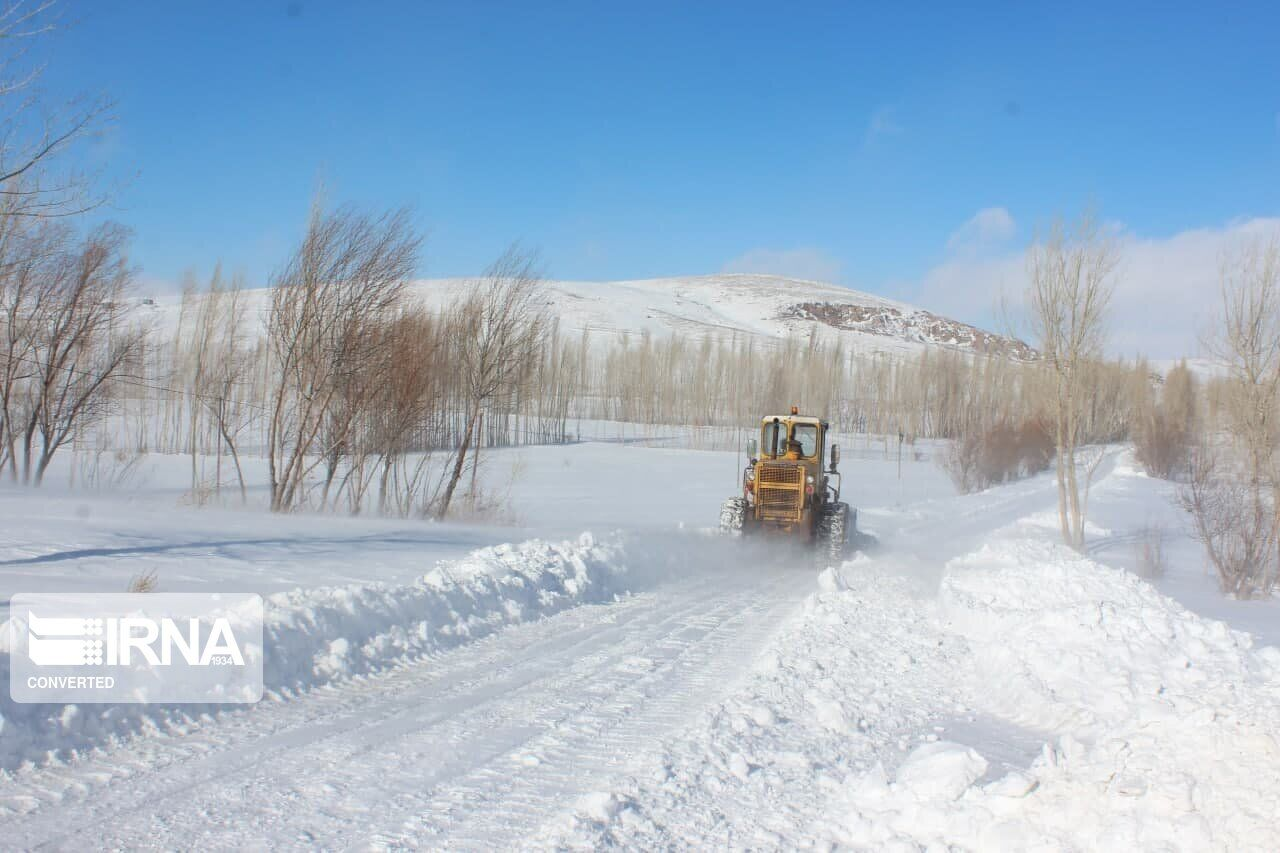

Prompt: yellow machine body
[747,414,828,535]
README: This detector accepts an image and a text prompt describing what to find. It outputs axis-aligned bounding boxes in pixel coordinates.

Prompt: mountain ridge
[137,272,1035,361]
[413,272,1036,360]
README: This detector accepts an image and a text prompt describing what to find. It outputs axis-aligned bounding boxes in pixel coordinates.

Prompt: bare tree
[1181,440,1278,598]
[939,417,1053,494]
[11,222,142,484]
[368,306,440,516]
[1186,236,1280,595]
[266,201,420,512]
[0,214,63,477]
[0,0,121,481]
[1163,360,1197,436]
[177,271,215,497]
[437,246,547,519]
[1027,212,1120,548]
[0,1,114,221]
[1134,361,1196,480]
[1211,238,1280,487]
[187,269,255,503]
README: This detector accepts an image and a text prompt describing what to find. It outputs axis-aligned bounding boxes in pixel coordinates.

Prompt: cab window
[794,424,818,457]
[763,422,788,457]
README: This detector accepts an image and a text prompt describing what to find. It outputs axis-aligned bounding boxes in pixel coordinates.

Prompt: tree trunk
[379,455,393,516]
[21,417,37,486]
[218,420,247,505]
[190,403,199,495]
[1066,444,1083,548]
[1055,410,1070,546]
[320,450,339,511]
[468,412,483,507]
[215,423,222,498]
[438,408,480,519]
[34,442,55,487]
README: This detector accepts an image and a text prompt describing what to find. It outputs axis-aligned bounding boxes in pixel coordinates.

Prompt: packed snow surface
[0,442,1277,849]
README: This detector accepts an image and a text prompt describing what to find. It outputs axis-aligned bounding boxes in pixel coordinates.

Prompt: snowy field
[0,438,1277,849]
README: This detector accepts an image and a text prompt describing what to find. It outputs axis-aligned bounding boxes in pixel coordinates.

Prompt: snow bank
[0,533,631,771]
[262,533,630,689]
[848,533,1280,850]
[941,537,1280,735]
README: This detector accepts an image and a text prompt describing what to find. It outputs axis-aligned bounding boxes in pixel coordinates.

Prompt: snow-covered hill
[138,273,1034,360]
[412,273,1034,359]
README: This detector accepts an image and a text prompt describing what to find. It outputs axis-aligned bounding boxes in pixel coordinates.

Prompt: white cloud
[912,216,1280,361]
[722,247,844,284]
[945,207,1016,254]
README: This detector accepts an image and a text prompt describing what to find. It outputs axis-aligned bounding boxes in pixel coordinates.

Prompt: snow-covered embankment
[0,533,632,771]
[920,533,1280,849]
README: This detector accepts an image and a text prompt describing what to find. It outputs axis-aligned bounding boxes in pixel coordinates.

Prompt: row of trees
[128,279,1161,487]
[137,207,554,519]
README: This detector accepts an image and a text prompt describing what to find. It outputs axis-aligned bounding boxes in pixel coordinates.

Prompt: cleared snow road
[0,560,809,850]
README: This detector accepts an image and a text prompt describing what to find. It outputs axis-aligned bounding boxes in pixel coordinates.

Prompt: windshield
[763,422,788,457]
[794,424,818,457]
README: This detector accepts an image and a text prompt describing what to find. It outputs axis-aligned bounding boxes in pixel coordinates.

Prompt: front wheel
[720,497,748,533]
[816,501,852,564]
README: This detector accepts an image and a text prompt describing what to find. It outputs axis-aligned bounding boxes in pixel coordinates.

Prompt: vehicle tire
[720,497,748,534]
[816,501,851,563]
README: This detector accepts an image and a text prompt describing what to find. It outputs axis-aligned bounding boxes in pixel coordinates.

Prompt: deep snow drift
[0,440,1277,849]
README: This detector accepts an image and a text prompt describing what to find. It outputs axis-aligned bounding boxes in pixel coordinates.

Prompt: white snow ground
[0,441,1277,850]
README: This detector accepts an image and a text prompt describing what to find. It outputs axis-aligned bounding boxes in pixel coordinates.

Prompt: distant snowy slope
[411,274,1034,359]
[135,273,1033,360]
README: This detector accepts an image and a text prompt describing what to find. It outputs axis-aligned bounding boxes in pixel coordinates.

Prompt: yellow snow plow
[720,407,855,561]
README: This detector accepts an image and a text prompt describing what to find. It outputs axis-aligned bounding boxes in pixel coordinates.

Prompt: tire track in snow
[395,569,803,849]
[0,563,808,850]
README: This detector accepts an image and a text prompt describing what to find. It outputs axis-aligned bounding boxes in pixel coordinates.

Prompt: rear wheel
[720,497,748,533]
[816,501,851,564]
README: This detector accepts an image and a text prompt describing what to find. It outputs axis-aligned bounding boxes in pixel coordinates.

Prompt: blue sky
[44,1,1280,323]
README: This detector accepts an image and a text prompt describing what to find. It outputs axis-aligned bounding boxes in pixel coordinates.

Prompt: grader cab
[720,408,855,561]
